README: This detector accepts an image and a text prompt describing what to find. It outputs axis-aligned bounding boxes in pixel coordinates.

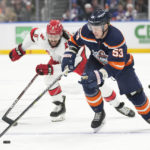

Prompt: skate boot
[50,95,66,122]
[115,102,135,117]
[91,109,106,133]
[145,118,150,124]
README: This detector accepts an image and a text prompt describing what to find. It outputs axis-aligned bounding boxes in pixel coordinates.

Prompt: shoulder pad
[79,24,97,43]
[103,26,126,49]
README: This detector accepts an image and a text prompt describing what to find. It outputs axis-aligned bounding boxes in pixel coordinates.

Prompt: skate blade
[51,114,65,122]
[93,119,106,133]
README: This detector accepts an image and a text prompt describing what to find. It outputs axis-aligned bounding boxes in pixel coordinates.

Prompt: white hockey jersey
[22,27,68,63]
[21,27,88,76]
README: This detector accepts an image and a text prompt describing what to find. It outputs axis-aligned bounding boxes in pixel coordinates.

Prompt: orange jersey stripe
[87,97,103,107]
[136,98,149,110]
[125,54,133,66]
[86,91,101,101]
[103,39,125,49]
[69,36,79,46]
[80,28,97,43]
[136,98,150,115]
[108,61,125,70]
[86,91,103,107]
[137,106,150,115]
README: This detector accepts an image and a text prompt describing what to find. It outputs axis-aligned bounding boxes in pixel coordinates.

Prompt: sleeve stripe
[125,54,133,66]
[69,36,79,46]
[108,61,125,70]
[103,39,126,49]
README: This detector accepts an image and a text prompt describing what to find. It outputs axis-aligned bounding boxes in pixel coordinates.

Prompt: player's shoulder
[104,25,126,49]
[31,27,47,42]
[80,23,92,37]
[79,23,97,43]
[33,28,46,36]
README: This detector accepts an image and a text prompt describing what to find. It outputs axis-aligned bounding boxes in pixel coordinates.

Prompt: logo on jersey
[92,50,108,65]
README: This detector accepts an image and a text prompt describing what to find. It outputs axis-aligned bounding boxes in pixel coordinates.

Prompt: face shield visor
[88,23,104,32]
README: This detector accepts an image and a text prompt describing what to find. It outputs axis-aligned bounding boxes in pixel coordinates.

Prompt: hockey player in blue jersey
[61,9,150,132]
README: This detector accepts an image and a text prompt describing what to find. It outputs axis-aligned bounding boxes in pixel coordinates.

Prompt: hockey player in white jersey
[9,20,135,125]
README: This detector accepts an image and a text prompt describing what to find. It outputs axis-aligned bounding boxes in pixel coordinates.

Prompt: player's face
[91,24,108,39]
[47,34,61,47]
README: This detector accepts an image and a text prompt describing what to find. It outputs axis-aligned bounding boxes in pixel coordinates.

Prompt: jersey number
[112,48,123,58]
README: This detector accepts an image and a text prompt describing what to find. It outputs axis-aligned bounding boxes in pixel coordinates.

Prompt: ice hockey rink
[0,53,150,150]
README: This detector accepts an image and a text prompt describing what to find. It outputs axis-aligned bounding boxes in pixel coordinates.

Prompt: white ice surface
[0,54,150,150]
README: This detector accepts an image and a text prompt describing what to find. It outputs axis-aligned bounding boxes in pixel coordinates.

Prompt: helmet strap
[101,24,108,38]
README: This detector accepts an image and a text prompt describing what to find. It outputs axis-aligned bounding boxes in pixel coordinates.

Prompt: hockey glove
[79,70,104,89]
[36,64,53,75]
[9,44,26,61]
[61,51,76,72]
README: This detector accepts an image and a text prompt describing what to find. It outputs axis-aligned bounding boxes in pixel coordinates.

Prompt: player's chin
[50,41,58,46]
[94,34,102,39]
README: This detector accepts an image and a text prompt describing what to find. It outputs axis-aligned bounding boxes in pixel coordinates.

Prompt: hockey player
[61,9,150,132]
[9,20,134,124]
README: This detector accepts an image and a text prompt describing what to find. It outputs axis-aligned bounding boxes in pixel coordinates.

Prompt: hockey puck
[148,85,150,89]
[3,140,11,144]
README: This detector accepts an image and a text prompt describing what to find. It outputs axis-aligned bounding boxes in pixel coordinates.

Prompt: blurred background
[0,0,148,22]
[0,0,149,54]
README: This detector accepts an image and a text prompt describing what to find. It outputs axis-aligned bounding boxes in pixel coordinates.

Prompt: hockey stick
[2,74,38,125]
[0,68,68,138]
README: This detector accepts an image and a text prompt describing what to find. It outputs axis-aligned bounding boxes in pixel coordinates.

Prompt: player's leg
[117,67,150,123]
[74,47,135,117]
[44,65,66,122]
[100,82,135,117]
[82,85,106,132]
[126,89,150,123]
[81,56,106,132]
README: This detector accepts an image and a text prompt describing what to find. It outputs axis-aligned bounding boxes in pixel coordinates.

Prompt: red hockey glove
[9,44,25,61]
[36,64,53,75]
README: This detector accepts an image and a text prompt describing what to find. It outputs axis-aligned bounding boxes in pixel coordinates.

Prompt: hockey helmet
[47,20,63,40]
[88,9,111,26]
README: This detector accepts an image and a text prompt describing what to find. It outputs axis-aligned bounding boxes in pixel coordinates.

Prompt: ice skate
[115,102,135,117]
[91,109,106,133]
[50,95,66,122]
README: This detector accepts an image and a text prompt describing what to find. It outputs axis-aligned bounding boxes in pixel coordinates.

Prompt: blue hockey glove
[61,51,76,72]
[79,70,104,89]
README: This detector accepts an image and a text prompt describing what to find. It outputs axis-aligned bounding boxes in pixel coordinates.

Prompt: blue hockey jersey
[68,24,133,78]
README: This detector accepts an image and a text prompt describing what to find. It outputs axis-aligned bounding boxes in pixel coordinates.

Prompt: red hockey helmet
[47,20,63,36]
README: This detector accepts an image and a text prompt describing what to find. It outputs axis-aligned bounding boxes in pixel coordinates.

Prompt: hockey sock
[100,83,120,107]
[48,86,64,103]
[85,89,104,113]
[127,90,150,121]
[48,86,62,96]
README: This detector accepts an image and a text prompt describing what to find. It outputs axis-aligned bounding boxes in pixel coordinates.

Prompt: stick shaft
[0,70,67,138]
[2,74,38,124]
